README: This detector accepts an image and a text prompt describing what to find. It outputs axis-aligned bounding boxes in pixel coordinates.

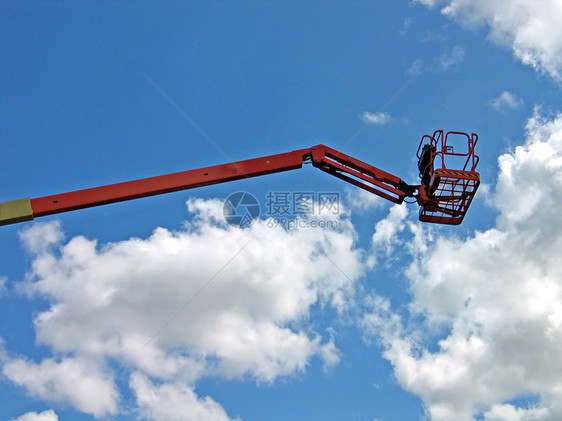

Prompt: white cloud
[11,410,58,421]
[18,220,64,255]
[490,91,523,113]
[5,202,364,417]
[318,328,341,373]
[130,373,239,421]
[344,187,385,213]
[360,111,391,125]
[437,45,465,70]
[3,357,119,418]
[418,0,562,81]
[362,109,562,420]
[414,0,438,6]
[371,204,409,258]
[11,110,562,421]
[483,402,551,421]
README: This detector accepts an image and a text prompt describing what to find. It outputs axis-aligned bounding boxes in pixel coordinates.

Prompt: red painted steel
[10,134,479,226]
[416,131,480,225]
[31,148,310,217]
[320,145,403,185]
[310,145,407,203]
[30,145,414,219]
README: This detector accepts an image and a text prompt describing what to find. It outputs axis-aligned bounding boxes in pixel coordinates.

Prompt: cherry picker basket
[416,130,480,225]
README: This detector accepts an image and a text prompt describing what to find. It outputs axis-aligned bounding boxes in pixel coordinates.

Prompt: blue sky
[2,1,562,420]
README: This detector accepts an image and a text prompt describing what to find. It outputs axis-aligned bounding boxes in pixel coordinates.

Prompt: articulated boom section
[308,145,412,204]
[0,131,479,226]
[416,130,480,225]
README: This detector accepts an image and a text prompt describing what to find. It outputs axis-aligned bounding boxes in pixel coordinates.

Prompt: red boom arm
[31,148,310,218]
[0,134,479,226]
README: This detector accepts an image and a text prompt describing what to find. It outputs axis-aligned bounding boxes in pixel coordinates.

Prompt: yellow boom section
[0,198,34,226]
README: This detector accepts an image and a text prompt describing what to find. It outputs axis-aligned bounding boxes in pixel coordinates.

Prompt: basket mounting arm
[309,145,418,204]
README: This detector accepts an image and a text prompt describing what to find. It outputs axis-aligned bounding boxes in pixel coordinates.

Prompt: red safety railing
[416,131,480,225]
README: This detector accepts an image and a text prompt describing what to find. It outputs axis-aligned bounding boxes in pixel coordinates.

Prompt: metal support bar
[30,148,310,218]
[309,144,412,203]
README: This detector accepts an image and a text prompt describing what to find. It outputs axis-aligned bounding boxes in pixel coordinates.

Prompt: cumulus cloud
[131,373,239,421]
[4,200,363,417]
[417,0,562,81]
[18,220,64,255]
[360,111,391,125]
[483,403,551,421]
[490,91,523,113]
[10,108,562,421]
[3,357,119,418]
[344,187,385,213]
[362,109,562,420]
[371,204,409,259]
[11,410,58,421]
